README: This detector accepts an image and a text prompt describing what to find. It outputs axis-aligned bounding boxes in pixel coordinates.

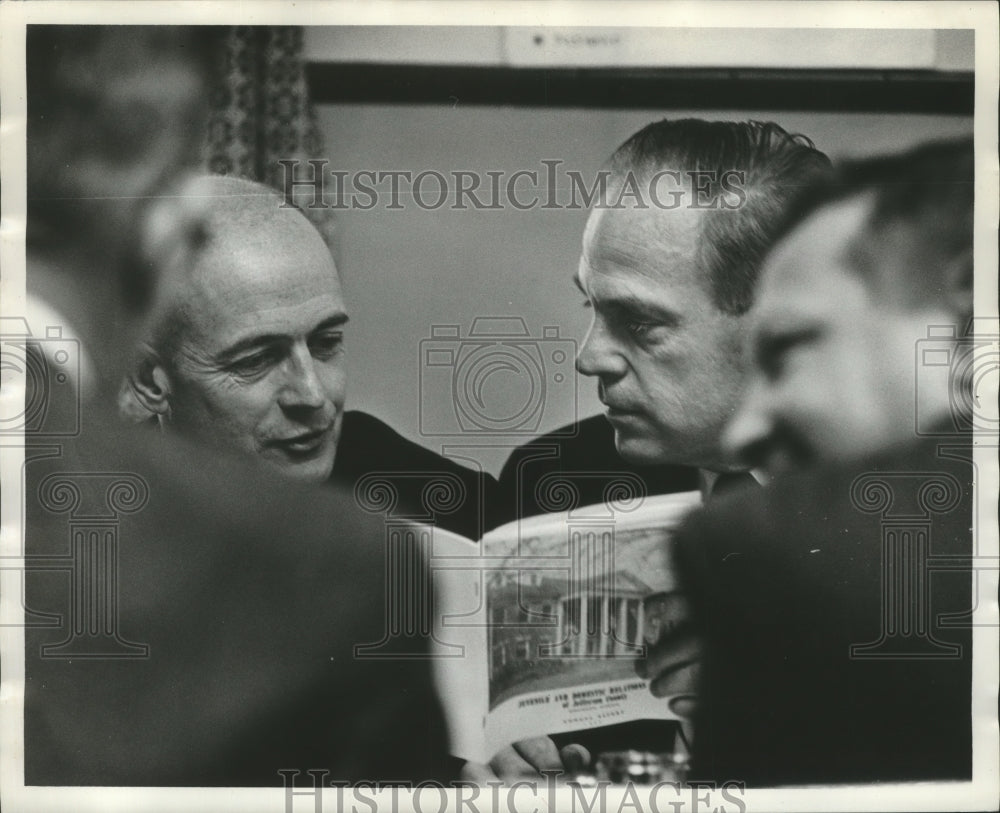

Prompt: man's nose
[575,320,627,382]
[278,347,327,411]
[722,382,774,468]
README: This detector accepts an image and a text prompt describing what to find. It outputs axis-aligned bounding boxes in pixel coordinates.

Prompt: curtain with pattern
[203,26,335,242]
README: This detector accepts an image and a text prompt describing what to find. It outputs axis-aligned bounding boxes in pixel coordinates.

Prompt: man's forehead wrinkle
[205,298,346,358]
[178,255,344,353]
[590,227,698,290]
[172,335,216,371]
[186,211,340,311]
[208,212,328,267]
[591,234,655,276]
[204,274,335,320]
[584,260,686,320]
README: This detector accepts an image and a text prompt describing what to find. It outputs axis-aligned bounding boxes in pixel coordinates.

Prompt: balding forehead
[583,197,703,272]
[147,176,340,361]
[184,176,333,269]
[164,175,339,319]
[187,175,307,235]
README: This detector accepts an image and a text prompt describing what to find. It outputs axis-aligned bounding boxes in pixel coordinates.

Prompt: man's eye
[758,328,820,380]
[759,335,806,380]
[626,321,654,339]
[760,350,787,381]
[309,332,344,359]
[228,352,275,378]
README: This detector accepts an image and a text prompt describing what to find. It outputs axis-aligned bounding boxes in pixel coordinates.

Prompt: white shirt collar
[698,468,768,502]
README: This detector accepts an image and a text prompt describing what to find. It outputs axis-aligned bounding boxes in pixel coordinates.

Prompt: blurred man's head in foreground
[574,119,830,471]
[725,138,976,475]
[26,25,223,382]
[128,175,348,483]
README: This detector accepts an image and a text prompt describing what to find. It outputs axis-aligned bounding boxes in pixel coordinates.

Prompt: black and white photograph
[1,2,997,812]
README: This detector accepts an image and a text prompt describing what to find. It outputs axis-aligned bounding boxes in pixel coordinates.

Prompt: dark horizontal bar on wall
[308,64,974,115]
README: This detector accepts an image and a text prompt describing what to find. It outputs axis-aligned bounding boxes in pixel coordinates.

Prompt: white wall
[316,104,973,475]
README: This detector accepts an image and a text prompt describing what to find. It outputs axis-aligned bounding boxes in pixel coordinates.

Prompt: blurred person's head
[724,138,975,475]
[128,175,348,483]
[26,25,224,385]
[574,119,830,470]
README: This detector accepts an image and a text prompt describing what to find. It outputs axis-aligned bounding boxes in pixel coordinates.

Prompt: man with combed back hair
[500,120,831,517]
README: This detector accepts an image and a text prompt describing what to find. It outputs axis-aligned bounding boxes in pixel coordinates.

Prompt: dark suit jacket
[496,414,699,525]
[24,410,451,786]
[675,437,973,786]
[332,410,499,539]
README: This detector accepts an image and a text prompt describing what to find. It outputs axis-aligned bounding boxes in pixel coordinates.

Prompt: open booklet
[428,490,702,764]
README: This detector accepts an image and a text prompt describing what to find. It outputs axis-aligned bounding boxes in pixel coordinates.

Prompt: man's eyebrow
[573,269,678,323]
[311,313,350,332]
[753,320,820,358]
[220,312,349,359]
[599,292,681,325]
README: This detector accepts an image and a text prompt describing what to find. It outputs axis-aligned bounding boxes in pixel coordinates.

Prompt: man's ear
[127,351,174,417]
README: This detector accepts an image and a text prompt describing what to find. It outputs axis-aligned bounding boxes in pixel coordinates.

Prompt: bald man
[129,174,346,481]
[128,175,494,538]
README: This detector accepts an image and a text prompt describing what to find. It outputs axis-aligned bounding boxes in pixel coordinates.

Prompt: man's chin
[760,451,801,480]
[756,435,818,479]
[610,428,671,466]
[267,448,336,484]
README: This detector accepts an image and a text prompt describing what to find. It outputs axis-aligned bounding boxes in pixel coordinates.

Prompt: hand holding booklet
[428,490,702,763]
